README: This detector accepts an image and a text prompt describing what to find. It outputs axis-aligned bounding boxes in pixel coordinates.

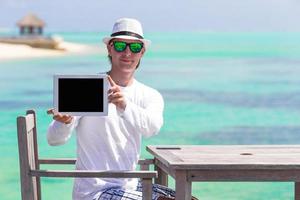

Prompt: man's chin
[120,66,135,73]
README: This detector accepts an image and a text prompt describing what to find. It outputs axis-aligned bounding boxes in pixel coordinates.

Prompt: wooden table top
[147,145,300,170]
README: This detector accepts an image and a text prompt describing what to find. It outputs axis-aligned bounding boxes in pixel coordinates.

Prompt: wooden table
[147,145,300,200]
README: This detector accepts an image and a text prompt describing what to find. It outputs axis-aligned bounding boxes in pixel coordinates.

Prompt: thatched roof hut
[0,13,62,49]
[17,13,45,35]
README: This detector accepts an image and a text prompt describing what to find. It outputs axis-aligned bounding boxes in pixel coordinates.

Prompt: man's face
[107,38,145,74]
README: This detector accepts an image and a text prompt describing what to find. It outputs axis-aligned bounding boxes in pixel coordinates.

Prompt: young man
[47,18,181,200]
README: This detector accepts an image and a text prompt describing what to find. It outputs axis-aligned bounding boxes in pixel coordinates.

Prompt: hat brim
[103,35,151,49]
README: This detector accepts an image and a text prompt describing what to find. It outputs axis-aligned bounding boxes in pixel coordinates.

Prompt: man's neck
[108,70,134,87]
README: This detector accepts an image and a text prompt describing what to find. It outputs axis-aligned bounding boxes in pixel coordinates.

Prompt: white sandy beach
[0,41,105,61]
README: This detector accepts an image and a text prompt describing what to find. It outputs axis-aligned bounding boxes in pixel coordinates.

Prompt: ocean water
[1,32,300,200]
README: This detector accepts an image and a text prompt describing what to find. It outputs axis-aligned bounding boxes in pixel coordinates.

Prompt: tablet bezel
[54,74,108,116]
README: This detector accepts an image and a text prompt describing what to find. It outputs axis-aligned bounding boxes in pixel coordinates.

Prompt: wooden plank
[39,158,76,165]
[39,158,154,165]
[138,158,154,165]
[24,114,35,132]
[147,146,183,168]
[295,182,300,200]
[175,170,191,200]
[27,130,39,200]
[39,158,153,166]
[188,169,300,182]
[148,145,300,170]
[149,145,300,151]
[17,116,35,200]
[147,145,300,155]
[26,110,41,200]
[30,169,157,178]
[171,164,300,170]
[142,178,152,200]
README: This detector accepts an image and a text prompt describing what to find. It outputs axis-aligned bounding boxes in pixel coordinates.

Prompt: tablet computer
[54,74,108,116]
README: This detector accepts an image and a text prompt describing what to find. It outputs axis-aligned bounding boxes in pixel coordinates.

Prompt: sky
[0,0,300,32]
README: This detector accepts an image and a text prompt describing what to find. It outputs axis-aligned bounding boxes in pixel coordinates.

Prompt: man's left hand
[107,75,127,111]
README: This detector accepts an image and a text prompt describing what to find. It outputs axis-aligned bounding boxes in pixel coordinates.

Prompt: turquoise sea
[1,32,300,199]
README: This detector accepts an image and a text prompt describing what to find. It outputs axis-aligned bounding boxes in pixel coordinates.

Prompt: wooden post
[175,170,191,200]
[20,27,25,35]
[17,116,36,200]
[38,27,43,35]
[142,178,152,200]
[295,182,300,200]
[155,165,168,186]
[138,158,154,171]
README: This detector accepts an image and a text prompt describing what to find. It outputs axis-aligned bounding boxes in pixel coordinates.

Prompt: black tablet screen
[58,78,104,112]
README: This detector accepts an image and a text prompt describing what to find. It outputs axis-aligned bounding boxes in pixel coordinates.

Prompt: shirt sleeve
[47,116,80,146]
[119,91,164,138]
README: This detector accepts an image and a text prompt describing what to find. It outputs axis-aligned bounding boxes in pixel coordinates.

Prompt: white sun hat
[102,18,151,49]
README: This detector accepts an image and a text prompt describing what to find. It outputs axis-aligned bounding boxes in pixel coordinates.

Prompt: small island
[0,13,62,50]
[0,13,103,61]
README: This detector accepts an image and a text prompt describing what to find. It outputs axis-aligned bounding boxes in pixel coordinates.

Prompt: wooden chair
[17,109,157,200]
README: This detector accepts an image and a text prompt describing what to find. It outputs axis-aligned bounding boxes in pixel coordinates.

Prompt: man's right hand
[47,108,73,124]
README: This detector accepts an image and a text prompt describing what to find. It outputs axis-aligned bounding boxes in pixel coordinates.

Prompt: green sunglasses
[112,41,143,53]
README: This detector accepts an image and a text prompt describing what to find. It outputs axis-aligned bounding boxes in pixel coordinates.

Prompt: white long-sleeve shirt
[47,79,164,200]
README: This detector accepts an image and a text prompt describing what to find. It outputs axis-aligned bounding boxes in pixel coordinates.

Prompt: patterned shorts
[97,182,175,200]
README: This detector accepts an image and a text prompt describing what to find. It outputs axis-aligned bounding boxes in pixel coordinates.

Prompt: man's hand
[107,75,127,111]
[47,108,73,124]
